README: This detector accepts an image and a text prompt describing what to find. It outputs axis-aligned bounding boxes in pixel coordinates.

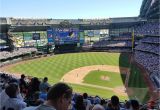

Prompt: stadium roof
[0,17,146,32]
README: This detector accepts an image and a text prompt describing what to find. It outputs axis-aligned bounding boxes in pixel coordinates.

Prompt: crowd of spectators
[1,72,157,110]
[135,51,160,88]
[111,37,131,41]
[0,47,37,60]
[134,22,159,36]
[135,42,160,55]
[91,34,132,52]
[11,18,54,26]
[10,18,112,26]
[141,37,160,44]
[93,40,132,48]
[92,32,132,51]
[134,36,160,89]
[0,72,18,91]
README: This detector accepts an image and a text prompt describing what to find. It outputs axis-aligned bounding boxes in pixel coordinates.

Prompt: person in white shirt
[0,83,24,110]
[2,83,27,110]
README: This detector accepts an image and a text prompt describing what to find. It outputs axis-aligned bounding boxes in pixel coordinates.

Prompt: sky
[0,0,143,19]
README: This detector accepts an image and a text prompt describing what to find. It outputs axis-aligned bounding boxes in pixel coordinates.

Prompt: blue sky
[0,0,143,19]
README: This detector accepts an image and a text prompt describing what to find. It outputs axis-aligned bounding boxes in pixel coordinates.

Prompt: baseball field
[1,52,149,102]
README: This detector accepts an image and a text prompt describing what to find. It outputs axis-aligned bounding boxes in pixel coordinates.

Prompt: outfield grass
[8,52,129,84]
[83,70,126,88]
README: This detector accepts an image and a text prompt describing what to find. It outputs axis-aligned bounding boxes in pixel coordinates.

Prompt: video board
[33,33,40,40]
[54,28,79,45]
[47,28,54,44]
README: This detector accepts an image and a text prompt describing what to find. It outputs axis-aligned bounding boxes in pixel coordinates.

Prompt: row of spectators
[0,72,51,110]
[109,34,132,41]
[0,72,153,110]
[141,37,160,44]
[111,37,132,41]
[134,36,160,89]
[135,42,160,55]
[91,35,132,52]
[135,51,160,88]
[92,40,132,48]
[11,18,56,25]
[0,72,19,91]
[134,22,159,36]
[11,18,111,26]
[106,48,132,52]
[92,32,132,52]
[0,48,37,60]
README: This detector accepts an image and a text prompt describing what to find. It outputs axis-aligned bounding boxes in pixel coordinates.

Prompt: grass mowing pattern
[83,70,126,88]
[8,52,129,84]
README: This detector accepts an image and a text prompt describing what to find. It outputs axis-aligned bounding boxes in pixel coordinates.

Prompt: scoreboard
[47,28,79,45]
[54,28,79,45]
